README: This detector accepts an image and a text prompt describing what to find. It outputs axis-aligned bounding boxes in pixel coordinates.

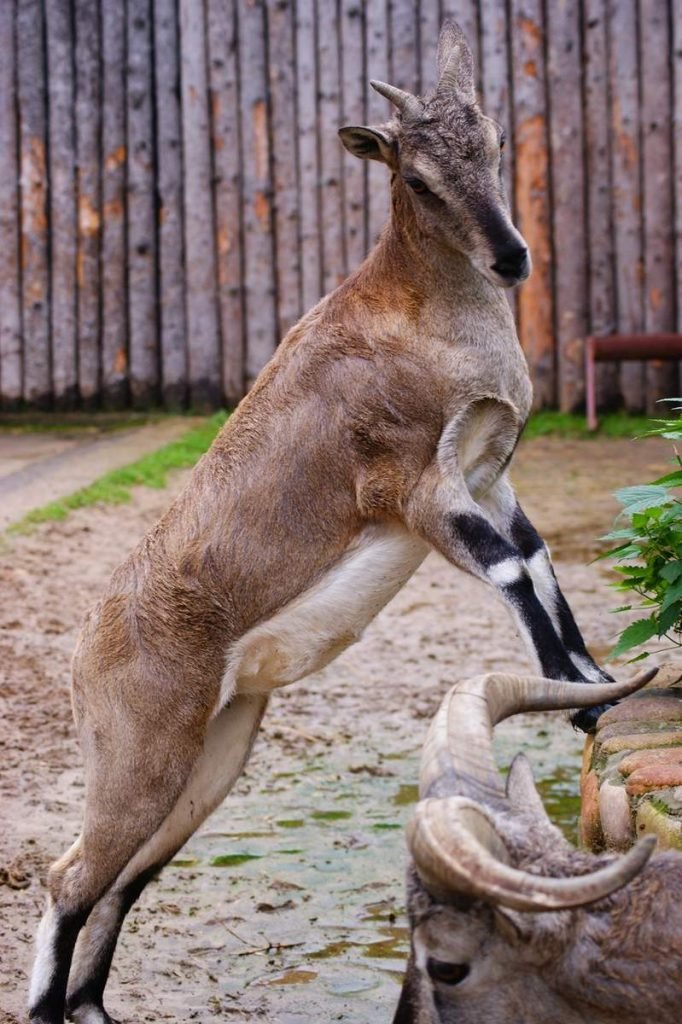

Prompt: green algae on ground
[311,810,353,821]
[209,852,262,867]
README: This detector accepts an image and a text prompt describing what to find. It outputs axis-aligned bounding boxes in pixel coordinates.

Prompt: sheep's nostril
[491,245,529,280]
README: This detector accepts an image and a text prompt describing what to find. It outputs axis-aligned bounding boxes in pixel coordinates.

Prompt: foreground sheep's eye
[404,176,430,195]
[426,958,470,985]
[499,131,506,150]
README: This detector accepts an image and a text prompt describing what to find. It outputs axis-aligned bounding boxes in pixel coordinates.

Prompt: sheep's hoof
[570,702,614,734]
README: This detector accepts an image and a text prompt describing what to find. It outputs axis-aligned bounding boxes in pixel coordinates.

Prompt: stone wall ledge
[580,667,682,852]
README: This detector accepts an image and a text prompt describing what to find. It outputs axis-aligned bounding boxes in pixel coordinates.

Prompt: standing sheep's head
[394,671,682,1024]
[339,20,530,289]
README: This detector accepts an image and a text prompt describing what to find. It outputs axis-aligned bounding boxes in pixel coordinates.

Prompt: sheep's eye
[499,131,506,151]
[426,958,470,986]
[404,177,430,195]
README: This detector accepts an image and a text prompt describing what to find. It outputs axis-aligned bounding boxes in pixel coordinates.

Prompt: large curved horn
[419,669,657,805]
[407,795,656,912]
[369,79,422,119]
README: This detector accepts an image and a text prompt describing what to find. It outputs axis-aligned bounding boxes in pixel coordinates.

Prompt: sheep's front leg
[405,466,603,731]
[478,475,615,731]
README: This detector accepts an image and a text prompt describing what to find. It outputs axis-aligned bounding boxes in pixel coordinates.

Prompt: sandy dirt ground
[0,434,673,1024]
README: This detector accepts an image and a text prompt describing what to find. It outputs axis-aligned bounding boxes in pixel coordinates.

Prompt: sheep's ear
[338,125,397,167]
[437,18,476,105]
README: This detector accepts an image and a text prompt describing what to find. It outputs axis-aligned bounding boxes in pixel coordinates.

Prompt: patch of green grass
[524,411,651,440]
[8,412,228,534]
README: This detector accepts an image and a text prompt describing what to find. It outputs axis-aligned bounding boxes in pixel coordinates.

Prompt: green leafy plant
[600,400,682,661]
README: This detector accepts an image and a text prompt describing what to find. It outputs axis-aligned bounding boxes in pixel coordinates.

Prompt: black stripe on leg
[509,505,545,559]
[450,512,518,568]
[503,574,586,681]
[30,911,87,1024]
[66,864,162,1020]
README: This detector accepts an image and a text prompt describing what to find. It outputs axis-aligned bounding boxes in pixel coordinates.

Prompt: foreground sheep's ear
[338,125,397,167]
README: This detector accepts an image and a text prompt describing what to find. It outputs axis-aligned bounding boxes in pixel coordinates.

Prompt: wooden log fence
[0,0,679,412]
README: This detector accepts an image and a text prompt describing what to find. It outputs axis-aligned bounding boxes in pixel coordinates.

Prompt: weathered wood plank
[295,0,322,311]
[180,0,221,407]
[17,0,50,406]
[509,0,555,407]
[317,0,346,292]
[674,0,682,351]
[0,0,22,409]
[608,0,644,410]
[154,0,187,409]
[365,0,391,246]
[341,0,367,270]
[546,0,586,411]
[45,0,77,409]
[419,0,441,94]
[641,0,676,408]
[268,0,302,336]
[583,0,618,410]
[75,0,102,407]
[239,0,277,384]
[208,0,244,405]
[100,0,127,408]
[388,0,419,94]
[128,0,159,407]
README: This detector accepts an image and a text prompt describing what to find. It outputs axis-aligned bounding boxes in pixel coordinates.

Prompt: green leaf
[614,484,672,514]
[609,617,658,659]
[626,651,651,663]
[610,605,633,613]
[661,577,682,612]
[653,470,682,487]
[660,560,682,583]
[657,601,682,636]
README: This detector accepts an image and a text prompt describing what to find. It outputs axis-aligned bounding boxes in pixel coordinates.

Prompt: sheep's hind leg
[65,693,268,1024]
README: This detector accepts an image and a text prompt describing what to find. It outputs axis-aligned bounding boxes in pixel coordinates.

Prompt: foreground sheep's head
[394,672,682,1024]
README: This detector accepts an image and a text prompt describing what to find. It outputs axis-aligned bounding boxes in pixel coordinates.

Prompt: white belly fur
[217,523,428,709]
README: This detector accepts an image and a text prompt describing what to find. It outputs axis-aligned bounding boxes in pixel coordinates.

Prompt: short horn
[407,796,656,912]
[370,79,421,119]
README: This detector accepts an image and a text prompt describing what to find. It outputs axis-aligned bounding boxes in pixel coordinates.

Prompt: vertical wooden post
[640,0,676,409]
[268,0,302,338]
[0,0,23,409]
[366,0,391,247]
[154,0,187,409]
[101,1,128,408]
[17,0,50,407]
[128,0,159,407]
[388,0,419,94]
[546,0,586,411]
[509,0,555,407]
[45,0,77,409]
[583,0,618,412]
[341,0,367,270]
[317,0,346,293]
[208,0,245,405]
[295,0,322,311]
[75,0,102,408]
[608,0,644,410]
[419,0,441,94]
[239,0,278,386]
[674,0,682,354]
[180,0,221,407]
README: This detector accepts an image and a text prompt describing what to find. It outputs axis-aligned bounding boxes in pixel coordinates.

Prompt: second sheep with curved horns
[30,19,623,1024]
[394,668,681,1023]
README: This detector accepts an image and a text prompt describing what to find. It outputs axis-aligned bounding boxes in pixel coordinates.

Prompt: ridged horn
[369,79,421,119]
[418,669,657,805]
[407,795,656,912]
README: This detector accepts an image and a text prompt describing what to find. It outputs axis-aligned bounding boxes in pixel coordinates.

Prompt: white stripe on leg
[29,898,58,1010]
